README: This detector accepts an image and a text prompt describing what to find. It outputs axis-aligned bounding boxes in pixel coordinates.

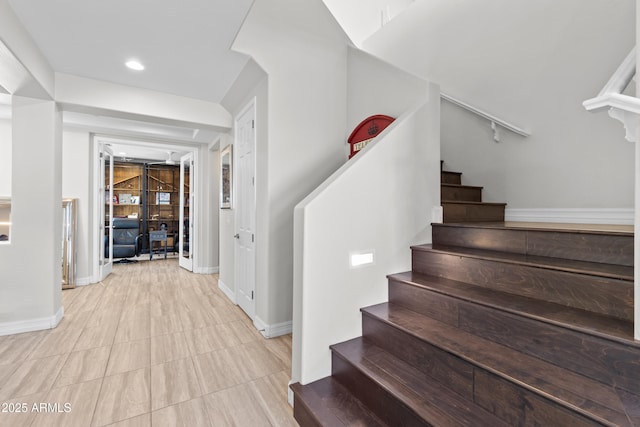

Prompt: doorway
[93,136,198,282]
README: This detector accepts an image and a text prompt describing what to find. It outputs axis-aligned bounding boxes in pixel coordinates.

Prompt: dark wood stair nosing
[361,303,635,427]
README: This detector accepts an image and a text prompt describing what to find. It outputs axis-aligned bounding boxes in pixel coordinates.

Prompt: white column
[0,96,63,334]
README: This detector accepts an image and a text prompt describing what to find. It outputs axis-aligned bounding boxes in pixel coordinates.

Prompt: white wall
[62,130,91,283]
[322,0,415,47]
[365,0,636,215]
[0,118,11,196]
[294,81,440,384]
[232,0,350,332]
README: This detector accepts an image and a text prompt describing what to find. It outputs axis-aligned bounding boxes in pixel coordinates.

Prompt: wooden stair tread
[388,271,636,346]
[362,303,638,426]
[331,337,510,427]
[290,378,387,427]
[441,183,484,190]
[442,200,506,206]
[414,244,634,281]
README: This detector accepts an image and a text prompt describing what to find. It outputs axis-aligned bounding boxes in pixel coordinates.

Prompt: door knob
[234,233,240,239]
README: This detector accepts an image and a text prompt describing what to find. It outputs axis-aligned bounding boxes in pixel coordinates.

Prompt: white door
[99,145,114,280]
[235,102,256,319]
[179,152,194,271]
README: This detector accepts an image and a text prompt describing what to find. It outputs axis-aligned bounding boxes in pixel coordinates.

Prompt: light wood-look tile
[119,304,150,323]
[264,334,293,367]
[150,312,182,337]
[183,323,240,355]
[92,368,151,427]
[203,382,272,427]
[56,309,94,332]
[0,354,67,400]
[0,392,47,427]
[177,306,216,330]
[228,319,263,344]
[28,327,83,360]
[34,378,102,427]
[151,397,211,427]
[0,361,21,384]
[238,341,288,381]
[114,317,151,344]
[55,346,111,388]
[0,330,45,364]
[104,413,150,427]
[105,339,150,376]
[0,263,296,426]
[250,371,298,427]
[192,348,248,395]
[74,324,118,352]
[85,308,122,330]
[150,357,202,410]
[150,332,190,366]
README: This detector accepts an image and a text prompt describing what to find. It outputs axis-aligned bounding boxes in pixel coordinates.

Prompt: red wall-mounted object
[347,114,395,159]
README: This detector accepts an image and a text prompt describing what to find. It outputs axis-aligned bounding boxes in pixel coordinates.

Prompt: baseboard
[254,316,292,338]
[0,306,64,337]
[218,279,236,304]
[505,208,634,225]
[75,277,93,287]
[194,266,220,274]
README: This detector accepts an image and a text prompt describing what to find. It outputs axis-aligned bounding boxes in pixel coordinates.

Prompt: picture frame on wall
[220,144,232,209]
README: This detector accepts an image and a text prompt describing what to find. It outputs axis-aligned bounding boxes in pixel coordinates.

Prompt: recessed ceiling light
[125,60,145,71]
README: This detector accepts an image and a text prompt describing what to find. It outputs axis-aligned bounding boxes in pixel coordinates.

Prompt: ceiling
[7,0,254,104]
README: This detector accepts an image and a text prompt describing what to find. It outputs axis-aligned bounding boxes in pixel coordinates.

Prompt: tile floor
[0,259,297,426]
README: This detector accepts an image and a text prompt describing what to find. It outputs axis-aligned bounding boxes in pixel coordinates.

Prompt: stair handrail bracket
[441,92,531,142]
[583,47,640,142]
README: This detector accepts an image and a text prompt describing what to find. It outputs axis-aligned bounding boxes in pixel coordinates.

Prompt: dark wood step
[441,170,462,185]
[442,201,505,222]
[290,378,387,427]
[441,184,483,202]
[388,272,640,394]
[432,222,634,266]
[331,337,510,427]
[411,244,633,321]
[362,303,637,426]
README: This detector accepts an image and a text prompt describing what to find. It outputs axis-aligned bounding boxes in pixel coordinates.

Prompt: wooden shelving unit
[106,161,189,255]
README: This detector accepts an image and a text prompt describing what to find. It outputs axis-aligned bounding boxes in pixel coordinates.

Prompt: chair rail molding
[441,92,531,142]
[583,47,640,142]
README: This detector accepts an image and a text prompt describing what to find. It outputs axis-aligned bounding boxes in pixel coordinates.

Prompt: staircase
[441,163,506,223]
[290,168,638,426]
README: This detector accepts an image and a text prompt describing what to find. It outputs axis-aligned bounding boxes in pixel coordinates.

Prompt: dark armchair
[105,218,142,263]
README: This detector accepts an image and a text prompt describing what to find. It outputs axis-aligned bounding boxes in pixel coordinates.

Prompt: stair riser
[362,313,600,427]
[441,171,461,185]
[442,203,505,222]
[292,397,325,427]
[441,186,482,202]
[389,278,640,395]
[331,353,428,427]
[432,225,634,266]
[362,313,475,401]
[411,250,633,321]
